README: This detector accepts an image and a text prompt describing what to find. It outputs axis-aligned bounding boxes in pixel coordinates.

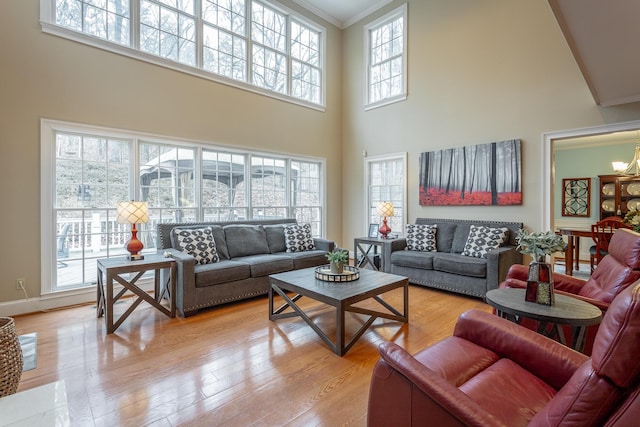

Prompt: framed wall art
[562,177,590,217]
[419,139,522,206]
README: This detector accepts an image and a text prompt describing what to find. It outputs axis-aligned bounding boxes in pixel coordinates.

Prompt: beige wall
[0,0,343,305]
[5,0,640,309]
[341,0,640,247]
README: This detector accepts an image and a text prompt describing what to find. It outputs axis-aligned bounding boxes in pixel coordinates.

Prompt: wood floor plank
[12,285,491,426]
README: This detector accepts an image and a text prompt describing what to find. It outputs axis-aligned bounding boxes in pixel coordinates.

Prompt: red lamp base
[378,217,391,239]
[125,224,145,261]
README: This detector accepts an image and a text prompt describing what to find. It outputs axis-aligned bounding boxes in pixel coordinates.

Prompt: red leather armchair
[500,228,640,354]
[367,282,640,427]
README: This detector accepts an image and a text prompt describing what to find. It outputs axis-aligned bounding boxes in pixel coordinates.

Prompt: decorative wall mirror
[562,178,591,217]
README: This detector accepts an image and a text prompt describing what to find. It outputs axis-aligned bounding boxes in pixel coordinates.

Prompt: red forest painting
[419,139,522,206]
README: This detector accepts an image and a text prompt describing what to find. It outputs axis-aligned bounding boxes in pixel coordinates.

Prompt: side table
[354,236,399,273]
[485,288,602,353]
[97,253,176,333]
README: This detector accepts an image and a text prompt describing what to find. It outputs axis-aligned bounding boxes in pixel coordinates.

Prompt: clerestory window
[364,4,407,109]
[41,0,325,109]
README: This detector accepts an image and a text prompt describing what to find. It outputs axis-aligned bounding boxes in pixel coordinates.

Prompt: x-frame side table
[97,254,176,333]
[354,236,399,272]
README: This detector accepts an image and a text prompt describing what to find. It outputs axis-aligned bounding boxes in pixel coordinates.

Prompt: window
[41,0,325,109]
[42,119,325,293]
[365,153,407,237]
[364,4,407,109]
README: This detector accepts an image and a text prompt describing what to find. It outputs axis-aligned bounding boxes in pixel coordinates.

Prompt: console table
[485,288,602,352]
[97,253,176,333]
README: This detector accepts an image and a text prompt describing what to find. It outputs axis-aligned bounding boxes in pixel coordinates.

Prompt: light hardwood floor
[13,285,491,426]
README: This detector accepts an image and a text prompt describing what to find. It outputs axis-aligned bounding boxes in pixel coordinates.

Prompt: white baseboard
[0,282,154,317]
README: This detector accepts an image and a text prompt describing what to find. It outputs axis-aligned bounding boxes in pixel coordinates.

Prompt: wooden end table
[97,253,176,333]
[485,288,602,353]
[354,236,399,272]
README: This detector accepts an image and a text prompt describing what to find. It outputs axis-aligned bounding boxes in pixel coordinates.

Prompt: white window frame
[364,4,408,110]
[364,152,407,237]
[39,0,326,111]
[41,118,326,295]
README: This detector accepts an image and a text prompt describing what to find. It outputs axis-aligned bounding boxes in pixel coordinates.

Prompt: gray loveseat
[386,218,523,298]
[157,219,335,317]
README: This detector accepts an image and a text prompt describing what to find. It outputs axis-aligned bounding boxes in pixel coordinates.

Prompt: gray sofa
[157,219,335,317]
[386,218,523,298]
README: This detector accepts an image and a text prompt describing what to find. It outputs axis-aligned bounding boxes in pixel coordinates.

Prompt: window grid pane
[367,10,405,105]
[54,131,133,288]
[202,150,247,221]
[368,158,404,236]
[56,0,131,45]
[140,0,196,66]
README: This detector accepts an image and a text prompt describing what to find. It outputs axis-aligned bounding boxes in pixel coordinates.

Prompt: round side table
[485,288,602,353]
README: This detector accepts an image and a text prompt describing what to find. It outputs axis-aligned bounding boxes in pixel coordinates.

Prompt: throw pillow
[406,224,438,252]
[284,223,316,252]
[173,226,220,265]
[462,225,509,259]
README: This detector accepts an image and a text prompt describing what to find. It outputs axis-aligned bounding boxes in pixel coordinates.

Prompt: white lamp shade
[376,201,394,217]
[612,161,629,173]
[117,201,149,224]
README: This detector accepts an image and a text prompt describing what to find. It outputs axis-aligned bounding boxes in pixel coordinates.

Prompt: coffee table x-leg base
[269,284,408,356]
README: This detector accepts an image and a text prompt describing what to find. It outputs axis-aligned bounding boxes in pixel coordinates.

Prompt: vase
[525,261,555,306]
[330,261,344,274]
[0,317,23,397]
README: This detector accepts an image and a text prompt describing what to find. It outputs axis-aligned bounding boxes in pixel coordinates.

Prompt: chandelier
[612,139,640,176]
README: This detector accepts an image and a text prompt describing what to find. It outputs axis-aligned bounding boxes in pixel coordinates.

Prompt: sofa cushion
[173,227,220,265]
[233,254,293,277]
[390,250,435,270]
[452,224,472,253]
[284,223,316,252]
[209,225,230,260]
[406,224,437,252]
[194,260,251,287]
[264,224,287,253]
[462,225,509,258]
[224,225,270,258]
[433,253,487,278]
[278,250,329,269]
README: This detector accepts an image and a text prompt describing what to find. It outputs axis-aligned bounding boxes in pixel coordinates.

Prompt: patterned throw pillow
[173,227,220,265]
[462,225,509,259]
[284,223,316,252]
[406,224,438,252]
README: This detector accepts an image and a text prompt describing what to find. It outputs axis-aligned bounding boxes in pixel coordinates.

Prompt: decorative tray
[315,265,360,282]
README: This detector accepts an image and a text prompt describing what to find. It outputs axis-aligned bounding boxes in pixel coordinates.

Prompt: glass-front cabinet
[599,174,640,220]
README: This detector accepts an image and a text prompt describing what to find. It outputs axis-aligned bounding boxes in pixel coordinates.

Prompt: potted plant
[516,229,567,305]
[326,247,349,274]
[516,229,567,262]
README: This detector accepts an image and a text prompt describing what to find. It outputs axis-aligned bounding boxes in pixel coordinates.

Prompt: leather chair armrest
[552,273,587,294]
[370,341,502,427]
[505,264,588,294]
[554,290,610,311]
[454,310,588,390]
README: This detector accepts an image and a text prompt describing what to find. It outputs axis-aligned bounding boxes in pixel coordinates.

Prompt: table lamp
[117,201,149,261]
[377,201,394,239]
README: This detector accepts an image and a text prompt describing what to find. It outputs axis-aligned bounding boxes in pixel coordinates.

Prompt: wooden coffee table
[485,288,602,352]
[269,267,409,356]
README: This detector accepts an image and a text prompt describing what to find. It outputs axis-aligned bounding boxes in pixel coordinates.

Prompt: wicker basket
[0,317,23,397]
